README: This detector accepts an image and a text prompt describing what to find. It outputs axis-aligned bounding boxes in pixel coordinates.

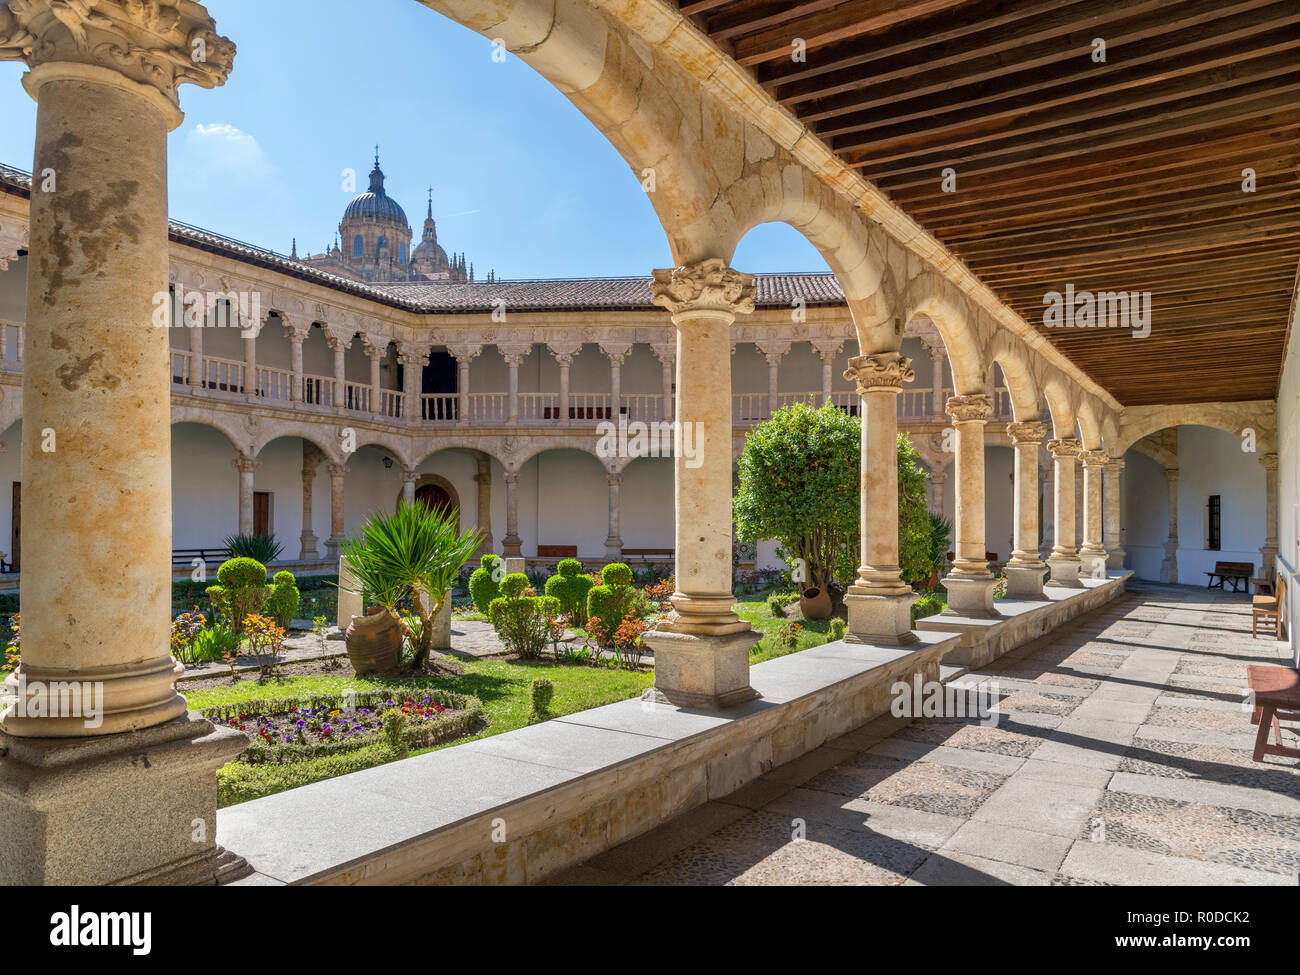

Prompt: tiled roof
[0,163,844,314]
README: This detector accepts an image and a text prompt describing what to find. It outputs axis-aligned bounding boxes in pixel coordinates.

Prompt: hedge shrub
[469,554,504,614]
[543,558,595,624]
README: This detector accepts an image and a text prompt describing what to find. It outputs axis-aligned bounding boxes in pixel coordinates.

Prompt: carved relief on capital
[843,351,915,393]
[1005,421,1048,446]
[650,342,675,366]
[1079,448,1109,468]
[396,340,430,367]
[231,455,259,474]
[360,332,390,358]
[945,392,993,423]
[0,0,236,108]
[1260,452,1279,471]
[444,343,481,363]
[650,259,755,318]
[599,340,632,365]
[1046,437,1083,458]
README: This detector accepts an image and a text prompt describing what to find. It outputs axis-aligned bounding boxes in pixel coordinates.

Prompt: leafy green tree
[734,402,931,593]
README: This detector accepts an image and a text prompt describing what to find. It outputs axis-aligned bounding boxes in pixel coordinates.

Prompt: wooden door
[253,491,270,537]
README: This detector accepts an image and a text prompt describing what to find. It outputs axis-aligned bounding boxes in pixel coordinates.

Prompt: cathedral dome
[412,237,448,268]
[343,157,408,227]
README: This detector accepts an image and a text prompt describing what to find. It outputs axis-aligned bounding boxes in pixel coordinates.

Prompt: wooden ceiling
[677,0,1300,406]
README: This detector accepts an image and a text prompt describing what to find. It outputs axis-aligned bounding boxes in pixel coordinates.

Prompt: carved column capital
[0,0,236,128]
[1047,437,1083,458]
[1006,421,1049,445]
[502,470,519,485]
[400,468,420,485]
[844,351,915,393]
[325,462,349,478]
[231,455,259,474]
[1104,457,1126,473]
[650,259,755,318]
[945,392,993,423]
[1079,448,1110,468]
[1260,452,1279,471]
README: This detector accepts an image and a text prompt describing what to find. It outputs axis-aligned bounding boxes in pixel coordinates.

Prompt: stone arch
[411,439,507,471]
[1076,398,1103,450]
[511,436,611,473]
[394,472,462,530]
[986,333,1040,423]
[1115,401,1277,455]
[1039,370,1077,441]
[254,429,343,465]
[168,411,246,455]
[897,271,985,395]
[352,432,414,471]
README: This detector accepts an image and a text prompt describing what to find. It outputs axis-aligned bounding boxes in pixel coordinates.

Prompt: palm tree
[340,502,481,670]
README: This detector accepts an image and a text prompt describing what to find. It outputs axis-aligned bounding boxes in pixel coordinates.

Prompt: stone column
[288,329,305,403]
[930,346,947,418]
[556,353,572,424]
[401,468,418,506]
[299,444,321,560]
[1103,457,1125,570]
[1160,467,1179,583]
[474,454,493,555]
[843,352,919,643]
[1046,438,1084,588]
[328,333,348,409]
[605,471,623,558]
[608,351,623,420]
[233,455,259,536]
[1004,421,1049,598]
[242,319,258,398]
[643,260,760,709]
[363,336,383,415]
[655,346,675,422]
[502,470,522,556]
[820,348,836,404]
[188,310,205,388]
[456,358,471,424]
[1078,449,1109,580]
[930,468,948,520]
[764,349,782,417]
[1040,462,1054,548]
[0,0,245,885]
[941,394,998,616]
[504,352,522,425]
[1260,453,1279,573]
[325,462,348,559]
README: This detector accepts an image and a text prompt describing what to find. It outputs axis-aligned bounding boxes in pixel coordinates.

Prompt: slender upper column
[401,468,419,505]
[929,346,947,419]
[447,343,476,425]
[820,349,835,404]
[188,310,205,387]
[556,353,572,424]
[398,343,427,423]
[649,259,754,636]
[362,336,383,415]
[1005,421,1049,598]
[1103,457,1125,570]
[1260,453,1279,573]
[327,332,348,410]
[604,471,623,558]
[607,351,623,421]
[763,348,784,418]
[242,317,258,397]
[1046,438,1083,587]
[653,344,674,422]
[502,470,522,556]
[1078,449,1109,579]
[504,352,523,425]
[287,325,306,403]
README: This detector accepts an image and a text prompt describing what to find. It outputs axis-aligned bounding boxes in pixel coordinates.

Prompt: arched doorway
[415,482,453,516]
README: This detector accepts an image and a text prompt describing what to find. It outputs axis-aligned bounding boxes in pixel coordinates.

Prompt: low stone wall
[219,631,960,886]
[917,572,1132,670]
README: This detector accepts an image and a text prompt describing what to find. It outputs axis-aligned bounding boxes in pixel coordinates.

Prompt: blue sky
[0,0,828,279]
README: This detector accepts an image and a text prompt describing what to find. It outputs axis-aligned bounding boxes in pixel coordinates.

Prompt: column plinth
[1078,449,1109,580]
[502,471,522,557]
[1103,457,1126,570]
[843,351,919,644]
[604,471,623,558]
[1046,438,1084,588]
[940,394,998,617]
[642,260,759,709]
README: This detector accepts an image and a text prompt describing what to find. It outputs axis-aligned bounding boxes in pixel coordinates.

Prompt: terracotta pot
[345,605,403,675]
[800,586,833,620]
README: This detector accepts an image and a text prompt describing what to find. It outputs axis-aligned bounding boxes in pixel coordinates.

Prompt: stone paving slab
[553,582,1300,885]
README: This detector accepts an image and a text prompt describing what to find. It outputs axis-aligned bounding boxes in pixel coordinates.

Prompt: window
[377,235,388,252]
[399,242,406,263]
[1207,495,1221,551]
[352,235,363,257]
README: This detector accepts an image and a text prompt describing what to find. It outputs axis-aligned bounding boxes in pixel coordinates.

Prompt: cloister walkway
[550,583,1300,886]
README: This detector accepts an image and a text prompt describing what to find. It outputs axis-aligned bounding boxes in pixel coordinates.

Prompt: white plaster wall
[0,419,20,564]
[1276,317,1299,663]
[0,256,24,323]
[1122,449,1167,581]
[172,422,243,547]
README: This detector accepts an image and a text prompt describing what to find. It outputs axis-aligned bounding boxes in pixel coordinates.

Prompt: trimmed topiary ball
[217,557,268,589]
[469,554,503,614]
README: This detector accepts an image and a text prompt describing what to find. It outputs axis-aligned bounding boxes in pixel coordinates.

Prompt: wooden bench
[1205,561,1253,592]
[536,545,577,558]
[1253,573,1285,639]
[622,548,674,562]
[172,547,232,566]
[1247,661,1300,762]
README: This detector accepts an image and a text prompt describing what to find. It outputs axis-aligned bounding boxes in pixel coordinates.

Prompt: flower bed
[202,686,483,764]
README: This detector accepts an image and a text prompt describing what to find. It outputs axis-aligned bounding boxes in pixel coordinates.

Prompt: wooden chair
[1248,663,1300,762]
[1252,574,1285,639]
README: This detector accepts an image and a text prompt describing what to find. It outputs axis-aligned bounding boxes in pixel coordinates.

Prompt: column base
[641,627,760,711]
[0,711,247,885]
[325,534,343,561]
[940,574,999,618]
[1003,562,1049,600]
[1079,551,1108,581]
[1106,548,1126,571]
[843,590,919,645]
[1159,552,1179,584]
[299,531,320,561]
[604,539,623,560]
[502,537,523,558]
[1046,553,1084,588]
